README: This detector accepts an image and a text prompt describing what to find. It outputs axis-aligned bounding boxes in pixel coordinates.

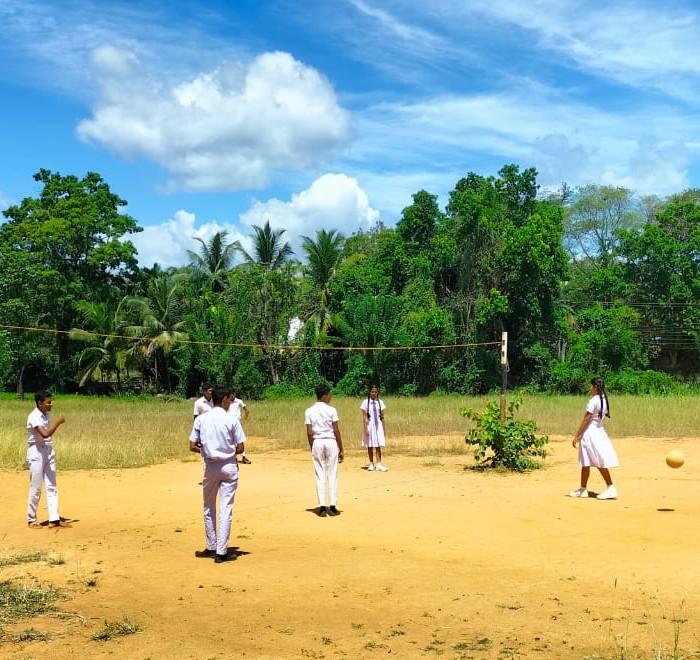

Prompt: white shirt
[190,407,246,462]
[228,397,247,421]
[193,395,214,417]
[304,401,339,442]
[27,408,51,446]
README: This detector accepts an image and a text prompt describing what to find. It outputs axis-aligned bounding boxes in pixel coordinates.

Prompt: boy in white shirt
[305,384,344,517]
[26,390,71,528]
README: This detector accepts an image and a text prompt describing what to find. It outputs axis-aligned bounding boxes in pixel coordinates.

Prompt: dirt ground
[1,434,699,660]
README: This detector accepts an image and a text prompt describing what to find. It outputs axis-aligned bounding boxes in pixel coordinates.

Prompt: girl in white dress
[569,377,619,500]
[361,385,387,471]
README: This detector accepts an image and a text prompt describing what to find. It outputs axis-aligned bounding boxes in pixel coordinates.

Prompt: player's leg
[311,442,327,509]
[26,446,44,526]
[327,443,339,507]
[44,448,60,524]
[216,462,238,557]
[202,463,220,551]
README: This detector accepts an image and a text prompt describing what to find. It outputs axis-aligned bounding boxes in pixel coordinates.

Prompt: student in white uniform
[189,385,246,563]
[569,377,619,500]
[229,389,251,464]
[26,390,71,528]
[360,385,387,471]
[305,384,344,517]
[193,383,214,419]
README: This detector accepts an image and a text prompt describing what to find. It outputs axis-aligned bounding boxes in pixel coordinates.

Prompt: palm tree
[69,298,133,387]
[126,273,189,391]
[236,220,296,384]
[239,220,294,271]
[301,229,346,335]
[187,230,240,292]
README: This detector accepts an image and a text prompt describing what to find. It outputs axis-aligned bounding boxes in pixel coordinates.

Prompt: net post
[499,331,508,424]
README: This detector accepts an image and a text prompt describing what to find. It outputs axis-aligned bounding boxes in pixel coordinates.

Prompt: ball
[665,449,685,469]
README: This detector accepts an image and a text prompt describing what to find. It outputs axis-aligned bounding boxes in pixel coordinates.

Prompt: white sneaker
[596,485,618,500]
[568,488,588,498]
[367,463,375,471]
[375,462,388,472]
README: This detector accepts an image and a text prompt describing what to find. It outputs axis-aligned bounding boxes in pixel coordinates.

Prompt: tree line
[1,165,698,398]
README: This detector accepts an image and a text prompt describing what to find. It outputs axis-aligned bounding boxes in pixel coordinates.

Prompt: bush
[605,369,680,395]
[461,395,548,471]
[261,382,308,400]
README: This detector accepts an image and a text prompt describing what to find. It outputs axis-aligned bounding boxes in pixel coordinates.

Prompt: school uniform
[26,408,59,524]
[361,397,386,448]
[193,396,214,417]
[578,395,619,468]
[190,407,246,556]
[305,401,340,508]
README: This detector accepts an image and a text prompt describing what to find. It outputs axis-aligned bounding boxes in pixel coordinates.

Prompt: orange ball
[666,449,685,469]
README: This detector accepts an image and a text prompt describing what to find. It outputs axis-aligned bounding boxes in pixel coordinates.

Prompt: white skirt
[578,424,619,468]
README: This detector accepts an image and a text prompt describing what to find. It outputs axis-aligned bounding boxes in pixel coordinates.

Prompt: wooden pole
[499,331,508,424]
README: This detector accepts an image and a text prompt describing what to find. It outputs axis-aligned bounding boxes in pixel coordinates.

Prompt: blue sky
[2,0,700,268]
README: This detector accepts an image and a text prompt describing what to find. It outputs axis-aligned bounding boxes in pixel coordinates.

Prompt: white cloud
[240,173,380,253]
[76,48,351,193]
[130,209,246,269]
[130,174,379,268]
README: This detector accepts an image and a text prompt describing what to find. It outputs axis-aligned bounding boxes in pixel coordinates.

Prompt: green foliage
[262,382,308,399]
[462,396,548,470]
[605,369,680,395]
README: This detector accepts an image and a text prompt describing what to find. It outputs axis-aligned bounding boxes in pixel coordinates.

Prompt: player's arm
[34,416,66,438]
[306,423,314,450]
[333,421,344,463]
[360,410,368,434]
[242,405,249,422]
[572,412,593,447]
[189,419,202,453]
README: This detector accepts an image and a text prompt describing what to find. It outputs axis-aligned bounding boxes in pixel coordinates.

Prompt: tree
[239,220,294,271]
[564,185,641,266]
[237,221,298,385]
[69,298,135,388]
[0,169,142,389]
[187,230,240,292]
[126,273,189,391]
[617,190,700,374]
[301,228,347,336]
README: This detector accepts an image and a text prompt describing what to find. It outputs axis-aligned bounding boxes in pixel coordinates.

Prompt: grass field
[1,392,699,470]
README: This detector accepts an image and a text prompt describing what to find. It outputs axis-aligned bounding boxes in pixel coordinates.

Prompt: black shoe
[316,506,327,517]
[215,553,236,563]
[240,456,252,464]
[195,549,216,558]
[328,506,340,516]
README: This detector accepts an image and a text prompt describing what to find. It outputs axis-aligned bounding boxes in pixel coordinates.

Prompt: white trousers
[202,460,239,556]
[27,444,59,523]
[311,439,339,507]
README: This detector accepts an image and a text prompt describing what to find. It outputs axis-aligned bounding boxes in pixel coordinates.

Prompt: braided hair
[366,385,384,423]
[591,376,610,420]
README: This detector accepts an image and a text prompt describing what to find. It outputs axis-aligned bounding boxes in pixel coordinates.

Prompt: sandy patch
[1,435,699,659]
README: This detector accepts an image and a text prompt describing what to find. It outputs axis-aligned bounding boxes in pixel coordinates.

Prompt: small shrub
[91,617,142,641]
[462,395,548,471]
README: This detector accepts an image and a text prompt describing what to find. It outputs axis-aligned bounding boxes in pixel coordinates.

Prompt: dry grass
[1,392,699,470]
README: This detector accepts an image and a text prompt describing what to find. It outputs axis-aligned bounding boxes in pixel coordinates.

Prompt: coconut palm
[301,229,346,335]
[187,230,240,292]
[239,220,294,271]
[69,298,133,387]
[126,273,189,391]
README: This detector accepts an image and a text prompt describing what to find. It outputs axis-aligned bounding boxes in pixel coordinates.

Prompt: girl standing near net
[569,376,619,500]
[361,385,387,471]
